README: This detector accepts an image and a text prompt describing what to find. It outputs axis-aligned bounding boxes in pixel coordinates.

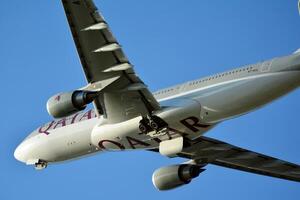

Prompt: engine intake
[152,164,204,191]
[47,91,97,118]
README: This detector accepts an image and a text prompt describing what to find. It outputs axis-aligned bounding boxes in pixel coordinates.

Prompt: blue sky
[1,0,300,199]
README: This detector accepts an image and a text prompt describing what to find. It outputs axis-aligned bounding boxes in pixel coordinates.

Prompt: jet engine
[47,91,98,118]
[152,164,204,191]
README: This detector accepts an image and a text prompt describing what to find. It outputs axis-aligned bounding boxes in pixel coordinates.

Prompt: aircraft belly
[196,71,300,123]
[91,99,213,151]
[46,120,98,162]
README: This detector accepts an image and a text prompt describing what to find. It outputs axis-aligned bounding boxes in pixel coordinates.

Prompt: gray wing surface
[178,136,300,182]
[61,0,160,122]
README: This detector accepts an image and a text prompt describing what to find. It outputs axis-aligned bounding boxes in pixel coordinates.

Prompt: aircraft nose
[14,143,27,163]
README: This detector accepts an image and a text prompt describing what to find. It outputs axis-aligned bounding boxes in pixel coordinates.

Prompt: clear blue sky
[1,0,300,199]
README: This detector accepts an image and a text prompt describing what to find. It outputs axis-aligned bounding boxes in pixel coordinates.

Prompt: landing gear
[150,120,159,130]
[35,160,47,170]
[139,115,168,135]
[139,120,151,134]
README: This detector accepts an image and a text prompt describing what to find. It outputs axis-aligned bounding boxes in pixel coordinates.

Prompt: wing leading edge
[177,136,300,182]
[61,0,160,122]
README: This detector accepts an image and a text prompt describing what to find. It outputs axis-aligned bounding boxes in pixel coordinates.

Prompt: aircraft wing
[61,0,160,122]
[177,136,300,182]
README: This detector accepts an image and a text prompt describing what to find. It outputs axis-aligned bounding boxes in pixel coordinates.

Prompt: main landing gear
[139,115,168,135]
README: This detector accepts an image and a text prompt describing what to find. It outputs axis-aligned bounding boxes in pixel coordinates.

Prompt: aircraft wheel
[150,121,159,130]
[139,123,148,134]
[35,161,47,170]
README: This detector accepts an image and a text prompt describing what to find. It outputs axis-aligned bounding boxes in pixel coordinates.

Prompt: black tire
[150,121,159,130]
[139,123,148,134]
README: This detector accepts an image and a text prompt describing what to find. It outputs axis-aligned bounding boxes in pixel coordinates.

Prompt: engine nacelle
[47,91,97,118]
[152,164,204,191]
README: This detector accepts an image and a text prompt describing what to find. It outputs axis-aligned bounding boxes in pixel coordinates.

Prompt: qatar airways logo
[38,110,97,135]
[54,95,61,102]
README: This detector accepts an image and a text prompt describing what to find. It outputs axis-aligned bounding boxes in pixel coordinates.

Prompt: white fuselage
[14,53,300,166]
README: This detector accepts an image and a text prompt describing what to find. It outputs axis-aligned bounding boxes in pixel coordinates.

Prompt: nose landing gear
[35,160,48,170]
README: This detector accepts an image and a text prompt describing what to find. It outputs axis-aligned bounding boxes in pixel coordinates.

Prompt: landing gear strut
[139,115,168,135]
[35,160,47,170]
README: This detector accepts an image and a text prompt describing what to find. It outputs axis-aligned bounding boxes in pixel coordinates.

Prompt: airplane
[14,0,300,191]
